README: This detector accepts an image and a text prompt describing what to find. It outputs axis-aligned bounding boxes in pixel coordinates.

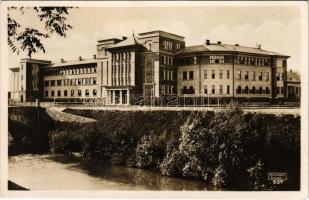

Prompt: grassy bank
[51,107,300,191]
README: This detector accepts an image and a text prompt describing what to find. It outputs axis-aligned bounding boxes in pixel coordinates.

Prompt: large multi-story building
[9,30,295,105]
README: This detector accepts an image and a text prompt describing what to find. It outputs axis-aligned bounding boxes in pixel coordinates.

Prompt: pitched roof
[48,58,97,68]
[106,35,141,49]
[287,70,300,82]
[177,43,288,57]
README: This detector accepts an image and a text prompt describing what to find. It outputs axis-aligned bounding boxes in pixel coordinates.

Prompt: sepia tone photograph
[0,1,308,199]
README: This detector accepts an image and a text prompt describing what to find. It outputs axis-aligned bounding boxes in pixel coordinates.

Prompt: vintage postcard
[0,1,308,199]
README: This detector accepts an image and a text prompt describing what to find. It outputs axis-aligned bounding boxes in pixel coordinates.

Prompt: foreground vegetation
[48,106,300,191]
[8,106,300,190]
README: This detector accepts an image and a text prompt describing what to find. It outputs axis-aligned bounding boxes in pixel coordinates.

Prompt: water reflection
[9,154,210,190]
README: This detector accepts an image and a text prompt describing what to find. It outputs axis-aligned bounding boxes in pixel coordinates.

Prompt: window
[45,91,48,97]
[282,60,287,68]
[57,80,62,86]
[227,85,230,94]
[252,86,256,94]
[85,89,89,96]
[163,41,173,50]
[237,70,241,80]
[51,91,54,97]
[219,70,223,79]
[189,71,194,80]
[220,85,223,94]
[57,90,61,96]
[189,86,194,94]
[51,80,55,86]
[245,86,249,94]
[251,71,256,81]
[193,57,197,65]
[45,81,49,86]
[281,87,284,94]
[239,56,245,65]
[227,70,230,79]
[259,87,263,94]
[245,71,249,80]
[204,85,208,94]
[182,86,187,94]
[276,73,280,81]
[266,87,270,94]
[276,87,280,94]
[265,72,270,81]
[71,90,74,96]
[93,77,97,85]
[93,89,97,96]
[183,71,187,80]
[210,55,224,64]
[78,89,82,97]
[64,90,68,97]
[212,85,215,94]
[259,72,263,81]
[204,70,208,79]
[212,70,215,79]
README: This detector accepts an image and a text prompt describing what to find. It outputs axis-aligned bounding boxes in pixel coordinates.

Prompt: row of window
[182,70,273,81]
[111,63,131,75]
[44,66,96,76]
[162,40,182,51]
[204,70,230,79]
[45,77,97,87]
[183,71,194,80]
[45,89,97,97]
[210,56,224,64]
[111,52,131,61]
[181,85,278,95]
[161,85,175,95]
[236,71,270,81]
[161,55,173,66]
[163,70,175,81]
[177,55,283,67]
[111,77,131,86]
[238,56,271,66]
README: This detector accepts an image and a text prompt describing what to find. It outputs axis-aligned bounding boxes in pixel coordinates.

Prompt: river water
[9,154,210,190]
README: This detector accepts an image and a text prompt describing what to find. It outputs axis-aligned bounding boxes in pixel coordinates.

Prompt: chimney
[122,36,127,40]
[217,41,222,45]
[257,44,261,49]
[78,56,82,61]
[206,39,210,45]
[93,54,97,59]
[235,44,239,46]
[60,58,64,63]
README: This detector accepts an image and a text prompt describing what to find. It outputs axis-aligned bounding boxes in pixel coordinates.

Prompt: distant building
[286,69,301,101]
[9,30,292,105]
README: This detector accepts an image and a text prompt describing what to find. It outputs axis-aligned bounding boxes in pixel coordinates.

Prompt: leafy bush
[61,108,300,190]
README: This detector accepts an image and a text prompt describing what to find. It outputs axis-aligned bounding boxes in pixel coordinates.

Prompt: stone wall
[46,108,96,123]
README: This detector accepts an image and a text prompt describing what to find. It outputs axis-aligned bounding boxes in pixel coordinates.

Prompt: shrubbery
[49,108,300,190]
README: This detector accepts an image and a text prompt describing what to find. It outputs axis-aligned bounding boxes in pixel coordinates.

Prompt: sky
[8,6,302,72]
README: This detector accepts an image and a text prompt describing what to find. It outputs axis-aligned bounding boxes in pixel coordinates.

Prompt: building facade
[9,30,294,105]
[286,69,301,101]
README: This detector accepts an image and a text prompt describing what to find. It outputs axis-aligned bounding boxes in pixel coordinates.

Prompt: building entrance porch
[106,88,132,105]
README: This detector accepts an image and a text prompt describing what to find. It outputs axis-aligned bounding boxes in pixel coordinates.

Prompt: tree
[8,7,74,58]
